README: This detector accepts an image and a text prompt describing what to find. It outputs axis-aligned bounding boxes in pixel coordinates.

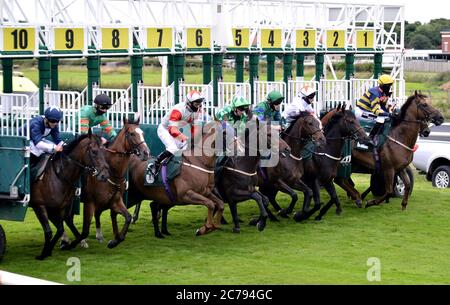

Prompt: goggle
[236,106,249,112]
[98,104,112,110]
[48,119,60,124]
[271,99,283,105]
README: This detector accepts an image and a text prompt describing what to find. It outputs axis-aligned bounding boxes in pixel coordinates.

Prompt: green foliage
[404,18,450,49]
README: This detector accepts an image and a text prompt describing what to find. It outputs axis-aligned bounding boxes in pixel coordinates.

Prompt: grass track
[1,173,449,284]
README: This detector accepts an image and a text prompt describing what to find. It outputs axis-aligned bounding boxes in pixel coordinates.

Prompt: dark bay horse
[127,121,224,237]
[62,115,150,250]
[214,119,276,233]
[30,130,109,260]
[258,112,326,218]
[294,104,371,221]
[332,92,444,210]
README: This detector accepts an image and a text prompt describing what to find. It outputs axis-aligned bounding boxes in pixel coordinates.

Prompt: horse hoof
[155,232,165,239]
[355,200,363,208]
[35,255,46,261]
[336,209,342,216]
[195,228,204,236]
[220,217,229,225]
[60,240,70,250]
[315,216,322,221]
[401,205,407,211]
[131,217,138,224]
[248,218,258,226]
[96,237,104,243]
[278,210,289,218]
[232,227,241,234]
[162,230,171,236]
[107,240,118,249]
[257,219,266,232]
[293,212,304,222]
[80,240,89,249]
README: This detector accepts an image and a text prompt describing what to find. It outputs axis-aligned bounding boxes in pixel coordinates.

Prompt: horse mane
[65,134,97,155]
[392,92,427,126]
[283,111,311,136]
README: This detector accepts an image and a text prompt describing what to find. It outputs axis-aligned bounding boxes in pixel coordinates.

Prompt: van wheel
[432,165,450,188]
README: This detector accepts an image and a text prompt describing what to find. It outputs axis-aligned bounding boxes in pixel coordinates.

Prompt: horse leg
[366,170,395,208]
[260,185,282,212]
[294,179,320,222]
[206,191,225,229]
[61,211,82,250]
[161,206,171,236]
[150,201,164,239]
[47,210,66,254]
[361,186,371,200]
[180,190,218,236]
[94,210,104,243]
[250,191,268,232]
[335,177,363,208]
[132,202,141,224]
[32,206,53,260]
[228,202,241,233]
[286,179,313,214]
[107,199,132,249]
[67,202,95,249]
[315,182,341,221]
[398,169,411,210]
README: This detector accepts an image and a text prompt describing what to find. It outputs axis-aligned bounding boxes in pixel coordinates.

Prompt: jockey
[29,106,64,167]
[253,90,283,129]
[215,95,251,133]
[283,85,319,128]
[355,74,394,143]
[153,90,206,174]
[79,94,117,144]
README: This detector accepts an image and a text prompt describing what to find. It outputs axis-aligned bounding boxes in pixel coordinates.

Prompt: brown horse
[127,121,224,236]
[30,130,110,260]
[331,92,444,210]
[62,115,150,250]
[258,112,326,218]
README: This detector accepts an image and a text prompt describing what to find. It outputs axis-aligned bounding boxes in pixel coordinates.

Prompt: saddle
[30,154,51,182]
[355,118,392,151]
[144,155,182,186]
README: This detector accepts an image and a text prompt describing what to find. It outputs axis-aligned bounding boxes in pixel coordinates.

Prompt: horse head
[323,105,371,145]
[121,113,150,161]
[67,129,110,182]
[411,91,444,126]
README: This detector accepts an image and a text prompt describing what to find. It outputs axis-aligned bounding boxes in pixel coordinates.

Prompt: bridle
[104,127,146,157]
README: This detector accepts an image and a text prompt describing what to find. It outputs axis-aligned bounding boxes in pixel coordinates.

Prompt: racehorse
[214,118,276,233]
[294,104,371,221]
[30,130,110,260]
[331,92,444,210]
[62,115,150,250]
[258,111,326,218]
[127,121,224,237]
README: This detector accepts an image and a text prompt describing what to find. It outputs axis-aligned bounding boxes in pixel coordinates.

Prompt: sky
[330,0,450,23]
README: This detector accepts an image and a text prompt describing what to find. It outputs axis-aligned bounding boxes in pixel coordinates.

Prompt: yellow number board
[101,28,129,50]
[261,29,282,49]
[326,30,345,49]
[187,28,211,49]
[296,30,316,49]
[356,30,374,49]
[231,28,250,48]
[54,28,84,51]
[147,28,172,49]
[3,27,35,52]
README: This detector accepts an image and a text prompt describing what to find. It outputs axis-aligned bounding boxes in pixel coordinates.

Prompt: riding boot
[369,122,383,146]
[153,150,173,176]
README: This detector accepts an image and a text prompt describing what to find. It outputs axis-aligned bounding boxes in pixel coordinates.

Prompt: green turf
[0,173,449,284]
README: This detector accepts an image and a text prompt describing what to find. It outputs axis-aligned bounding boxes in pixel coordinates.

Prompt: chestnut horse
[330,92,444,210]
[62,115,150,250]
[127,121,224,236]
[30,130,110,260]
